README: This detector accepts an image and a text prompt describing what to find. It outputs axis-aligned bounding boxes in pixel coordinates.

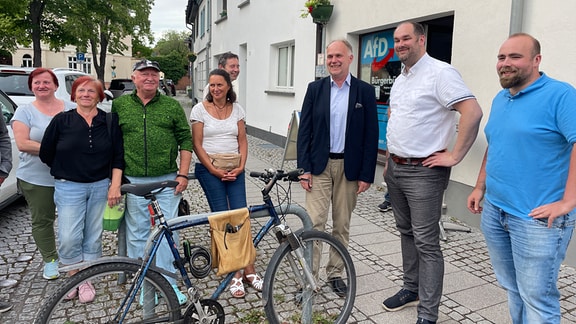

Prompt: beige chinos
[305,158,358,277]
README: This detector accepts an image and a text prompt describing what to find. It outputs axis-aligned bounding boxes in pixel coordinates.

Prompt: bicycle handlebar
[250,168,303,181]
[250,168,304,195]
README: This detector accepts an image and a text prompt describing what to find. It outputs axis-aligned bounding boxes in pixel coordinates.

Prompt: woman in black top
[40,76,124,303]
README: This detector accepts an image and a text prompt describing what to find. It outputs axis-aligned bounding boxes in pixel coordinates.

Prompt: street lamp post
[111,58,116,79]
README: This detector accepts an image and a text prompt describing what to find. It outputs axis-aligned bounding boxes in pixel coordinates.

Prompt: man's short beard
[499,74,522,89]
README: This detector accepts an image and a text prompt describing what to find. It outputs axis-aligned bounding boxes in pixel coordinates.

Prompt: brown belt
[390,150,445,165]
[391,155,426,165]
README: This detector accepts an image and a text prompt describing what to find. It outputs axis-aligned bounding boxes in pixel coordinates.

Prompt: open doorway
[425,15,455,64]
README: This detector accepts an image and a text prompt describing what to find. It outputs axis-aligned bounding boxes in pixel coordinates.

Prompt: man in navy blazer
[297,39,378,296]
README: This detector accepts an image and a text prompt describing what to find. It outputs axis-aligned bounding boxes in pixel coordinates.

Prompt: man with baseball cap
[112,59,193,304]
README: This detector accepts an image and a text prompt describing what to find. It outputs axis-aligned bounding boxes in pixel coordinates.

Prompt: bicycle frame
[134,174,313,302]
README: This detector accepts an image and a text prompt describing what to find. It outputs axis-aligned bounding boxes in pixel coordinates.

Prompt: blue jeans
[384,159,451,322]
[124,173,181,285]
[195,163,247,212]
[54,178,108,265]
[481,200,575,324]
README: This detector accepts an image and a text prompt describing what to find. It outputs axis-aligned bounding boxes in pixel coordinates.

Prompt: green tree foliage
[1,0,153,74]
[0,0,77,66]
[155,51,187,86]
[154,30,190,57]
[151,31,190,86]
[62,0,154,82]
[0,0,28,52]
[132,38,153,58]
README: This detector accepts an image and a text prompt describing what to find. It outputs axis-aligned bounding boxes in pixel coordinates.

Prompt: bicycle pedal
[186,287,200,301]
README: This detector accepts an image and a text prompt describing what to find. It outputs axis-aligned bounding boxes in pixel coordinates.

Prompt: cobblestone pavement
[1,93,576,323]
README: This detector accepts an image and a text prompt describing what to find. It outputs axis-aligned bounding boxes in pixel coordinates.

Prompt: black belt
[329,152,344,159]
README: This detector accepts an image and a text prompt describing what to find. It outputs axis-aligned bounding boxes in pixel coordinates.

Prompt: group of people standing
[11,69,125,304]
[1,20,574,324]
[8,61,192,304]
[297,21,576,324]
[3,50,259,309]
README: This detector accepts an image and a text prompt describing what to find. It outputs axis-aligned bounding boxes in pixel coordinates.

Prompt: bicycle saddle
[121,180,179,197]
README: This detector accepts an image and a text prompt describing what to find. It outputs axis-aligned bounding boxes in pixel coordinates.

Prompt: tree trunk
[29,0,45,67]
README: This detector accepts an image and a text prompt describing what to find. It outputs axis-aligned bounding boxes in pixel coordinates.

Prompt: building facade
[8,37,135,86]
[186,0,576,264]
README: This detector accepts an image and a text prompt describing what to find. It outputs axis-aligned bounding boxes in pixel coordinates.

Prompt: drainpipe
[509,0,524,34]
[206,0,212,85]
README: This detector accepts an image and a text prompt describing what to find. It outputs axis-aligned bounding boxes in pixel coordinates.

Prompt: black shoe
[378,200,392,212]
[416,317,436,324]
[0,301,13,313]
[328,277,347,297]
[382,288,419,311]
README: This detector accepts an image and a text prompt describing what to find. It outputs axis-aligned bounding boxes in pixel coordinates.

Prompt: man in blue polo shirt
[467,33,576,324]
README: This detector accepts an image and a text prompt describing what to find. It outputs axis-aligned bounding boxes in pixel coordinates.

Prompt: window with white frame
[196,59,206,95]
[274,42,295,89]
[67,56,92,74]
[22,54,32,67]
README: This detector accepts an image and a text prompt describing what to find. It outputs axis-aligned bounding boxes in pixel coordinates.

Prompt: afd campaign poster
[358,29,401,152]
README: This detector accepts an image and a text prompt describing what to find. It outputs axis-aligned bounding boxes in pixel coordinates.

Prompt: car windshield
[0,72,33,96]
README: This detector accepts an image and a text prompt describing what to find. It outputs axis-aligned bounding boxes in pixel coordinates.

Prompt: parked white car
[0,89,20,210]
[0,66,111,111]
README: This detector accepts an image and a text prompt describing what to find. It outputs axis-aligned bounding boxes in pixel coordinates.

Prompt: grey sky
[149,0,189,43]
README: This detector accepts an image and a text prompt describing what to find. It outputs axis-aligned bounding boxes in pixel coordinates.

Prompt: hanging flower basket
[310,4,333,24]
[300,0,332,23]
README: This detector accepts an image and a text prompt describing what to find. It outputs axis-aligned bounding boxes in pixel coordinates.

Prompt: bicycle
[34,168,356,324]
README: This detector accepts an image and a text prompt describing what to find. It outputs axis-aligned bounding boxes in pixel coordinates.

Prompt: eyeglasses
[133,60,160,71]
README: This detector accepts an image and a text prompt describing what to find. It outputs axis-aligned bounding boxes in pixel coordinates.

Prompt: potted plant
[300,0,333,24]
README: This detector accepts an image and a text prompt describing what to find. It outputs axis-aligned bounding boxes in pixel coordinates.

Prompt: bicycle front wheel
[34,261,182,323]
[263,230,356,324]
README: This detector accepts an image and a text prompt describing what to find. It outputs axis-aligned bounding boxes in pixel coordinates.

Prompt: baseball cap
[133,59,160,72]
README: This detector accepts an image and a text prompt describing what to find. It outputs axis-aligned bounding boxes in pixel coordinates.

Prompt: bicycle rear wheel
[263,230,356,324]
[34,262,182,323]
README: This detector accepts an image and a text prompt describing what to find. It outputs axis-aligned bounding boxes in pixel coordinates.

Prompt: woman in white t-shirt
[11,68,76,281]
[190,69,262,298]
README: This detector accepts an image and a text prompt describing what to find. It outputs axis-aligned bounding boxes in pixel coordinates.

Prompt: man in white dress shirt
[382,21,483,324]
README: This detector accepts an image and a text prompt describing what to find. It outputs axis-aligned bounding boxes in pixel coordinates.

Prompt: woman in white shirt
[190,69,262,298]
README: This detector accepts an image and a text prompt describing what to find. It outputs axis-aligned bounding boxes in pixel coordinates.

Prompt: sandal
[78,281,96,303]
[230,277,245,298]
[244,273,263,292]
